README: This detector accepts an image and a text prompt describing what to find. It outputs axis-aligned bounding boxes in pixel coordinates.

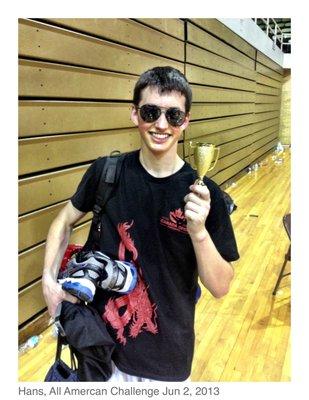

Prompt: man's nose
[155,112,169,130]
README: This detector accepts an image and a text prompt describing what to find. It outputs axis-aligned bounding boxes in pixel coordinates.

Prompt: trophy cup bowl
[189,142,220,185]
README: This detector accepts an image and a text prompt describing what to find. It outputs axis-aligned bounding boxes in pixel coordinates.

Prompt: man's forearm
[190,228,234,298]
[43,201,85,284]
[42,198,86,317]
[42,217,72,283]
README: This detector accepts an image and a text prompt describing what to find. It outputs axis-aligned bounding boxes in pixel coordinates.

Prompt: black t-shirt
[71,150,239,381]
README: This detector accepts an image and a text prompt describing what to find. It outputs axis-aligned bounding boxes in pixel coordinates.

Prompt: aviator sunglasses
[137,104,186,127]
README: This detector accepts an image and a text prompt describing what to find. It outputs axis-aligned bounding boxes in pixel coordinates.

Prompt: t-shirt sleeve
[71,157,106,213]
[205,178,240,262]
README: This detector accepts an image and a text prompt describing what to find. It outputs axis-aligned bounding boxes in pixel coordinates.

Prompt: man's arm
[184,184,234,298]
[42,201,86,317]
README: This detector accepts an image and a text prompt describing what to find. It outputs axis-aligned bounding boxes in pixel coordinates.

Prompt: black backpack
[84,151,126,250]
[222,190,237,215]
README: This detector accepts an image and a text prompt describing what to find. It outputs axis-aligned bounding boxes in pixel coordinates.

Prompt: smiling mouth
[149,132,171,140]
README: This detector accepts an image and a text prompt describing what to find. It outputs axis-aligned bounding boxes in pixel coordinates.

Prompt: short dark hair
[133,66,192,113]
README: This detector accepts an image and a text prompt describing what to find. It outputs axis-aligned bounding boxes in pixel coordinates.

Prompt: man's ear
[131,105,139,126]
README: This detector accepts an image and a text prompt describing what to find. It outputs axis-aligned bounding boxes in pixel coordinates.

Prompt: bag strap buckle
[54,302,66,337]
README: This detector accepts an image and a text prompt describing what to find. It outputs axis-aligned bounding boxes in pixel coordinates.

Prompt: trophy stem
[194,178,205,186]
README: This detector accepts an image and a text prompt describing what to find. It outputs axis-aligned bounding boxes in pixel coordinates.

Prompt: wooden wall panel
[18,17,187,331]
[214,134,255,159]
[184,18,282,191]
[211,138,277,185]
[19,102,134,137]
[254,111,280,123]
[44,18,184,61]
[185,128,277,179]
[256,84,280,96]
[256,62,283,82]
[255,103,280,113]
[19,60,138,99]
[219,126,277,157]
[256,72,282,89]
[256,51,284,75]
[135,18,185,40]
[186,64,255,91]
[186,44,255,80]
[190,19,256,59]
[250,138,278,162]
[208,130,278,178]
[190,103,254,120]
[19,244,46,288]
[187,22,255,70]
[251,117,279,132]
[218,126,277,159]
[253,130,279,149]
[186,138,250,169]
[19,19,184,75]
[186,124,255,157]
[191,85,255,103]
[186,114,254,140]
[19,128,140,175]
[19,221,91,289]
[19,164,89,215]
[255,94,281,104]
[18,201,91,252]
[183,119,278,158]
[19,281,46,325]
[210,146,255,177]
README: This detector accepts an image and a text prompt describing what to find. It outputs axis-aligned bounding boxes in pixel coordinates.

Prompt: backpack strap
[90,151,125,249]
[54,303,77,370]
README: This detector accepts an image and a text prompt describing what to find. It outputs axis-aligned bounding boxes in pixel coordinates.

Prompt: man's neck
[139,146,184,178]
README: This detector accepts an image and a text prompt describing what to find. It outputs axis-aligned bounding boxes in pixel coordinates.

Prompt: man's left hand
[184,184,210,241]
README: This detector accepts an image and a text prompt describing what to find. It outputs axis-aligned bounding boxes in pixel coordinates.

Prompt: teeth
[151,132,170,139]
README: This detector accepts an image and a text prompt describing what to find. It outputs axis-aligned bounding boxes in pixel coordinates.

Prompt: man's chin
[146,141,174,154]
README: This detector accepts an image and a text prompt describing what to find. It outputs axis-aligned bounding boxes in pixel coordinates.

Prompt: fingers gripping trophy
[189,141,220,185]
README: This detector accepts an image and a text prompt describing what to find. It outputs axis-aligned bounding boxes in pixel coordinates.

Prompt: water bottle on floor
[18,335,42,355]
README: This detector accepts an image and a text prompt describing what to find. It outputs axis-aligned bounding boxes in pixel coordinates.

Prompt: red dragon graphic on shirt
[103,220,158,345]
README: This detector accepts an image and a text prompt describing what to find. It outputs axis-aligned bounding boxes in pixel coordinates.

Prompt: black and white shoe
[58,251,137,302]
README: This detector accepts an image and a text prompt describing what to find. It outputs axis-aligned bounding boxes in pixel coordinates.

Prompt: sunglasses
[137,104,186,127]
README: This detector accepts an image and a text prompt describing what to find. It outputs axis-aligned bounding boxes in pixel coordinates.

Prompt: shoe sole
[62,281,94,302]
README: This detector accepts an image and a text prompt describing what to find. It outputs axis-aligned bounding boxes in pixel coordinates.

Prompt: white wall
[283,53,291,69]
[218,18,285,67]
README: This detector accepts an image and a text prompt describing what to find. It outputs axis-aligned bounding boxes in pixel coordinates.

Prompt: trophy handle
[208,147,220,172]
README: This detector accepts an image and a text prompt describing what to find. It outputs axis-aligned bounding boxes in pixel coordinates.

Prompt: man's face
[131,86,190,155]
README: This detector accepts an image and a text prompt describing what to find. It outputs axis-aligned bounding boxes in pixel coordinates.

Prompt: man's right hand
[42,202,86,318]
[42,276,79,318]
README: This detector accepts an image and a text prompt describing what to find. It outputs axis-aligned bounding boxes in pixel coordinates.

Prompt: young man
[42,66,239,382]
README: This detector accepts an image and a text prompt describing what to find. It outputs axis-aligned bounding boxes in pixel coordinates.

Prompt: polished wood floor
[192,149,291,381]
[18,149,291,382]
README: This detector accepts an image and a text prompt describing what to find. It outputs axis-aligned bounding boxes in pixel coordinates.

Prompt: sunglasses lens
[139,105,161,123]
[165,108,186,127]
[139,104,186,127]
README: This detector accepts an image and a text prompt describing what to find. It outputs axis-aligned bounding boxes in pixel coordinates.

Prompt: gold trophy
[189,141,220,185]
